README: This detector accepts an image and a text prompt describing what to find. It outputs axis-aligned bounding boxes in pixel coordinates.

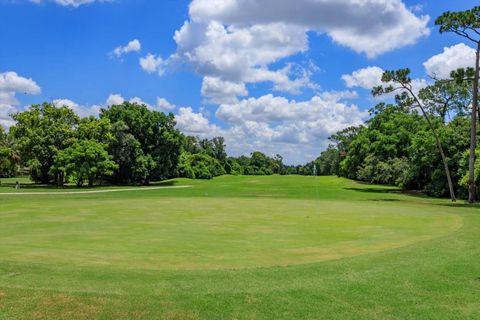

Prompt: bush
[177,153,225,180]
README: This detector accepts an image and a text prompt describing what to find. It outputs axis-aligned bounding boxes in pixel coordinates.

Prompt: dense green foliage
[50,140,118,187]
[2,101,293,185]
[5,102,184,186]
[181,135,286,177]
[101,102,183,184]
[226,152,284,176]
[11,103,79,184]
[178,152,225,179]
[315,103,474,198]
[0,126,19,178]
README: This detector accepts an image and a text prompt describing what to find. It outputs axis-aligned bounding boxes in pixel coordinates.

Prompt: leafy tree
[436,6,480,203]
[373,69,457,201]
[51,140,118,187]
[10,103,79,184]
[77,116,113,143]
[407,117,470,196]
[101,102,182,184]
[178,153,225,180]
[107,121,147,184]
[418,80,471,122]
[183,136,202,154]
[211,137,227,163]
[329,126,363,166]
[317,146,340,176]
[357,155,410,186]
[0,127,20,179]
[229,161,244,175]
[272,154,284,174]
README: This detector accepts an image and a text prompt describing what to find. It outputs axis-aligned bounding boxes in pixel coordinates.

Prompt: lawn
[0,175,479,319]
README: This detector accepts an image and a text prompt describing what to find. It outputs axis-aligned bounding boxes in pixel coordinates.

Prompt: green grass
[0,175,479,319]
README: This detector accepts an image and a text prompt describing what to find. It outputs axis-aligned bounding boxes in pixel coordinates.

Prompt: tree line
[296,6,480,202]
[0,101,291,186]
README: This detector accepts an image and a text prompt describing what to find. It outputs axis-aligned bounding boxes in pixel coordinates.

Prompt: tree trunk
[468,43,480,203]
[424,115,456,202]
[408,89,456,201]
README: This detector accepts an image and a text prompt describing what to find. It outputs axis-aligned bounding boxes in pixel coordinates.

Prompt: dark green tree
[101,102,183,184]
[0,127,20,179]
[373,69,457,201]
[178,152,225,179]
[10,103,79,184]
[51,140,118,187]
[211,137,227,163]
[436,6,480,203]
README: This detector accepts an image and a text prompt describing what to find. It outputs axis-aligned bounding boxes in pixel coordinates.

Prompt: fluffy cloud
[201,76,247,104]
[53,94,161,118]
[106,93,175,113]
[0,72,41,128]
[188,0,429,58]
[176,92,367,163]
[106,93,125,106]
[53,98,102,118]
[342,66,428,96]
[30,0,111,7]
[112,39,141,58]
[342,66,385,90]
[170,20,314,103]
[176,107,222,137]
[140,54,166,75]
[156,98,176,112]
[147,0,429,103]
[423,43,476,79]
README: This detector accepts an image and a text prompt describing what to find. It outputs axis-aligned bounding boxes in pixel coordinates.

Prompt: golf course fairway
[0,175,478,319]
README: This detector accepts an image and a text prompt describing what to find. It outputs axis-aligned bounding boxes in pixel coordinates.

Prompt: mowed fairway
[0,176,479,319]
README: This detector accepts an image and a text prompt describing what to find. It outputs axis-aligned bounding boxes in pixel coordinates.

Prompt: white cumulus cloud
[156,98,176,112]
[140,54,166,75]
[112,39,141,58]
[145,0,429,104]
[53,98,102,118]
[188,0,429,59]
[176,92,367,164]
[342,66,385,90]
[342,66,429,97]
[423,43,476,79]
[0,72,41,128]
[106,93,125,107]
[176,107,222,137]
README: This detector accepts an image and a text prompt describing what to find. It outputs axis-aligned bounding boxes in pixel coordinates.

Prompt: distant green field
[0,175,479,319]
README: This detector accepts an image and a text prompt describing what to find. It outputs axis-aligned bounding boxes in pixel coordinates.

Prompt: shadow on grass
[367,198,402,202]
[344,187,430,202]
[344,187,402,194]
[346,185,480,210]
[435,202,480,210]
[0,179,179,190]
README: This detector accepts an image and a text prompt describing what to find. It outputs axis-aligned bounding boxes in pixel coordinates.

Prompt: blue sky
[0,0,478,163]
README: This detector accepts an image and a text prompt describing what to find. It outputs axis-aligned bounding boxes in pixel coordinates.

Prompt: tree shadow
[435,202,480,210]
[150,180,178,187]
[0,179,179,190]
[344,187,401,194]
[344,187,429,201]
[367,198,402,202]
